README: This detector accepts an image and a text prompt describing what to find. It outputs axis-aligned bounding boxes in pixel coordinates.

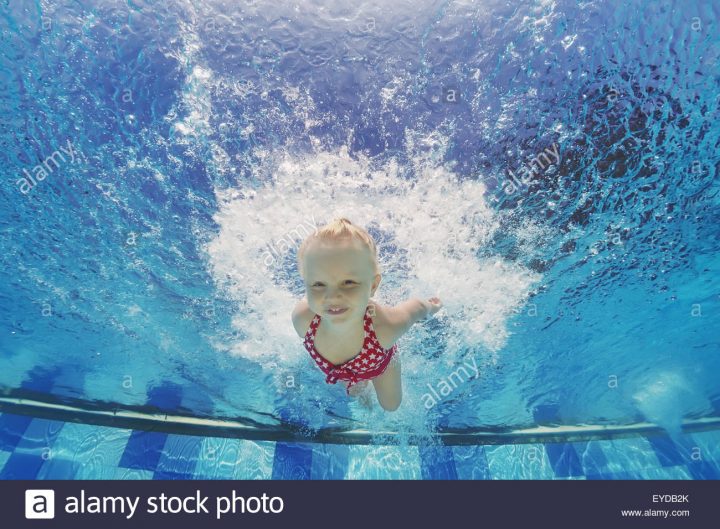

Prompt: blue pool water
[1,0,719,474]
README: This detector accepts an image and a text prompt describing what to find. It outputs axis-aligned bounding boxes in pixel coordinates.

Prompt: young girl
[291,217,442,411]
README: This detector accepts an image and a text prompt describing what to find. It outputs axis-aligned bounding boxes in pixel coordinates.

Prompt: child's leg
[371,356,402,411]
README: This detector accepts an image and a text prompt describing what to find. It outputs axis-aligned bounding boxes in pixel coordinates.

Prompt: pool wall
[1,411,718,479]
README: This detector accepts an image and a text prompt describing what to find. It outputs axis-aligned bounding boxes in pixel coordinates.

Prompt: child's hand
[426,296,443,316]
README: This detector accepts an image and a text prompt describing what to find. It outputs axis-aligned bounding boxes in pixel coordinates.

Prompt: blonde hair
[297,217,379,279]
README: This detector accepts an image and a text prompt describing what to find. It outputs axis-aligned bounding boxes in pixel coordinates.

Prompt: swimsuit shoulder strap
[304,313,321,344]
[363,303,397,353]
[363,304,379,339]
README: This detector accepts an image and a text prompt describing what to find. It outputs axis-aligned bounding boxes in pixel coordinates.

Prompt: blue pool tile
[154,469,196,480]
[346,445,422,479]
[17,418,65,448]
[485,444,556,479]
[37,457,80,479]
[48,423,132,479]
[573,440,609,476]
[580,436,692,479]
[0,450,10,471]
[311,443,349,479]
[119,430,167,470]
[194,438,240,479]
[686,462,718,479]
[0,452,45,479]
[113,467,156,480]
[544,442,584,478]
[1,417,65,479]
[670,434,720,480]
[452,445,491,479]
[645,435,685,467]
[639,465,693,479]
[272,442,313,480]
[419,444,458,479]
[689,430,720,477]
[586,470,645,480]
[155,434,202,478]
[0,413,34,451]
[233,440,275,479]
[193,437,234,479]
[485,445,523,479]
[196,438,274,480]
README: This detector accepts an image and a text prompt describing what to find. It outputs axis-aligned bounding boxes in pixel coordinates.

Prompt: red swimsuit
[303,305,397,394]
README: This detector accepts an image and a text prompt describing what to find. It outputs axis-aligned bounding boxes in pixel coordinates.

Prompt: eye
[343,280,357,285]
[311,282,325,287]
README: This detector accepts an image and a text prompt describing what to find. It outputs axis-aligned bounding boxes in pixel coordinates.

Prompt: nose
[324,286,342,302]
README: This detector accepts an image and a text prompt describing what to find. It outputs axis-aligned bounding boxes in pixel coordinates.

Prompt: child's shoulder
[291,298,314,338]
[368,300,409,350]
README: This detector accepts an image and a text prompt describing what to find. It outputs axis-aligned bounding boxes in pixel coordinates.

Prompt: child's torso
[304,304,396,368]
[313,323,368,366]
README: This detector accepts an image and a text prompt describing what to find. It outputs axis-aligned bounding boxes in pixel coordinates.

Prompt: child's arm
[382,297,443,339]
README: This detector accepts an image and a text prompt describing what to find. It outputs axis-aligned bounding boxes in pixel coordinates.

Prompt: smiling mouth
[327,307,348,315]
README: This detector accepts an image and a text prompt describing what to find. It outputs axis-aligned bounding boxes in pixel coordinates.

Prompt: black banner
[2,479,717,528]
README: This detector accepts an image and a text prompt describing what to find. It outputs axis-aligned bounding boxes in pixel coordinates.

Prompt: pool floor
[0,412,718,479]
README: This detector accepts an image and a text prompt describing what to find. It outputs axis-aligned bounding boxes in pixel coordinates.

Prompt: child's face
[303,238,380,322]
